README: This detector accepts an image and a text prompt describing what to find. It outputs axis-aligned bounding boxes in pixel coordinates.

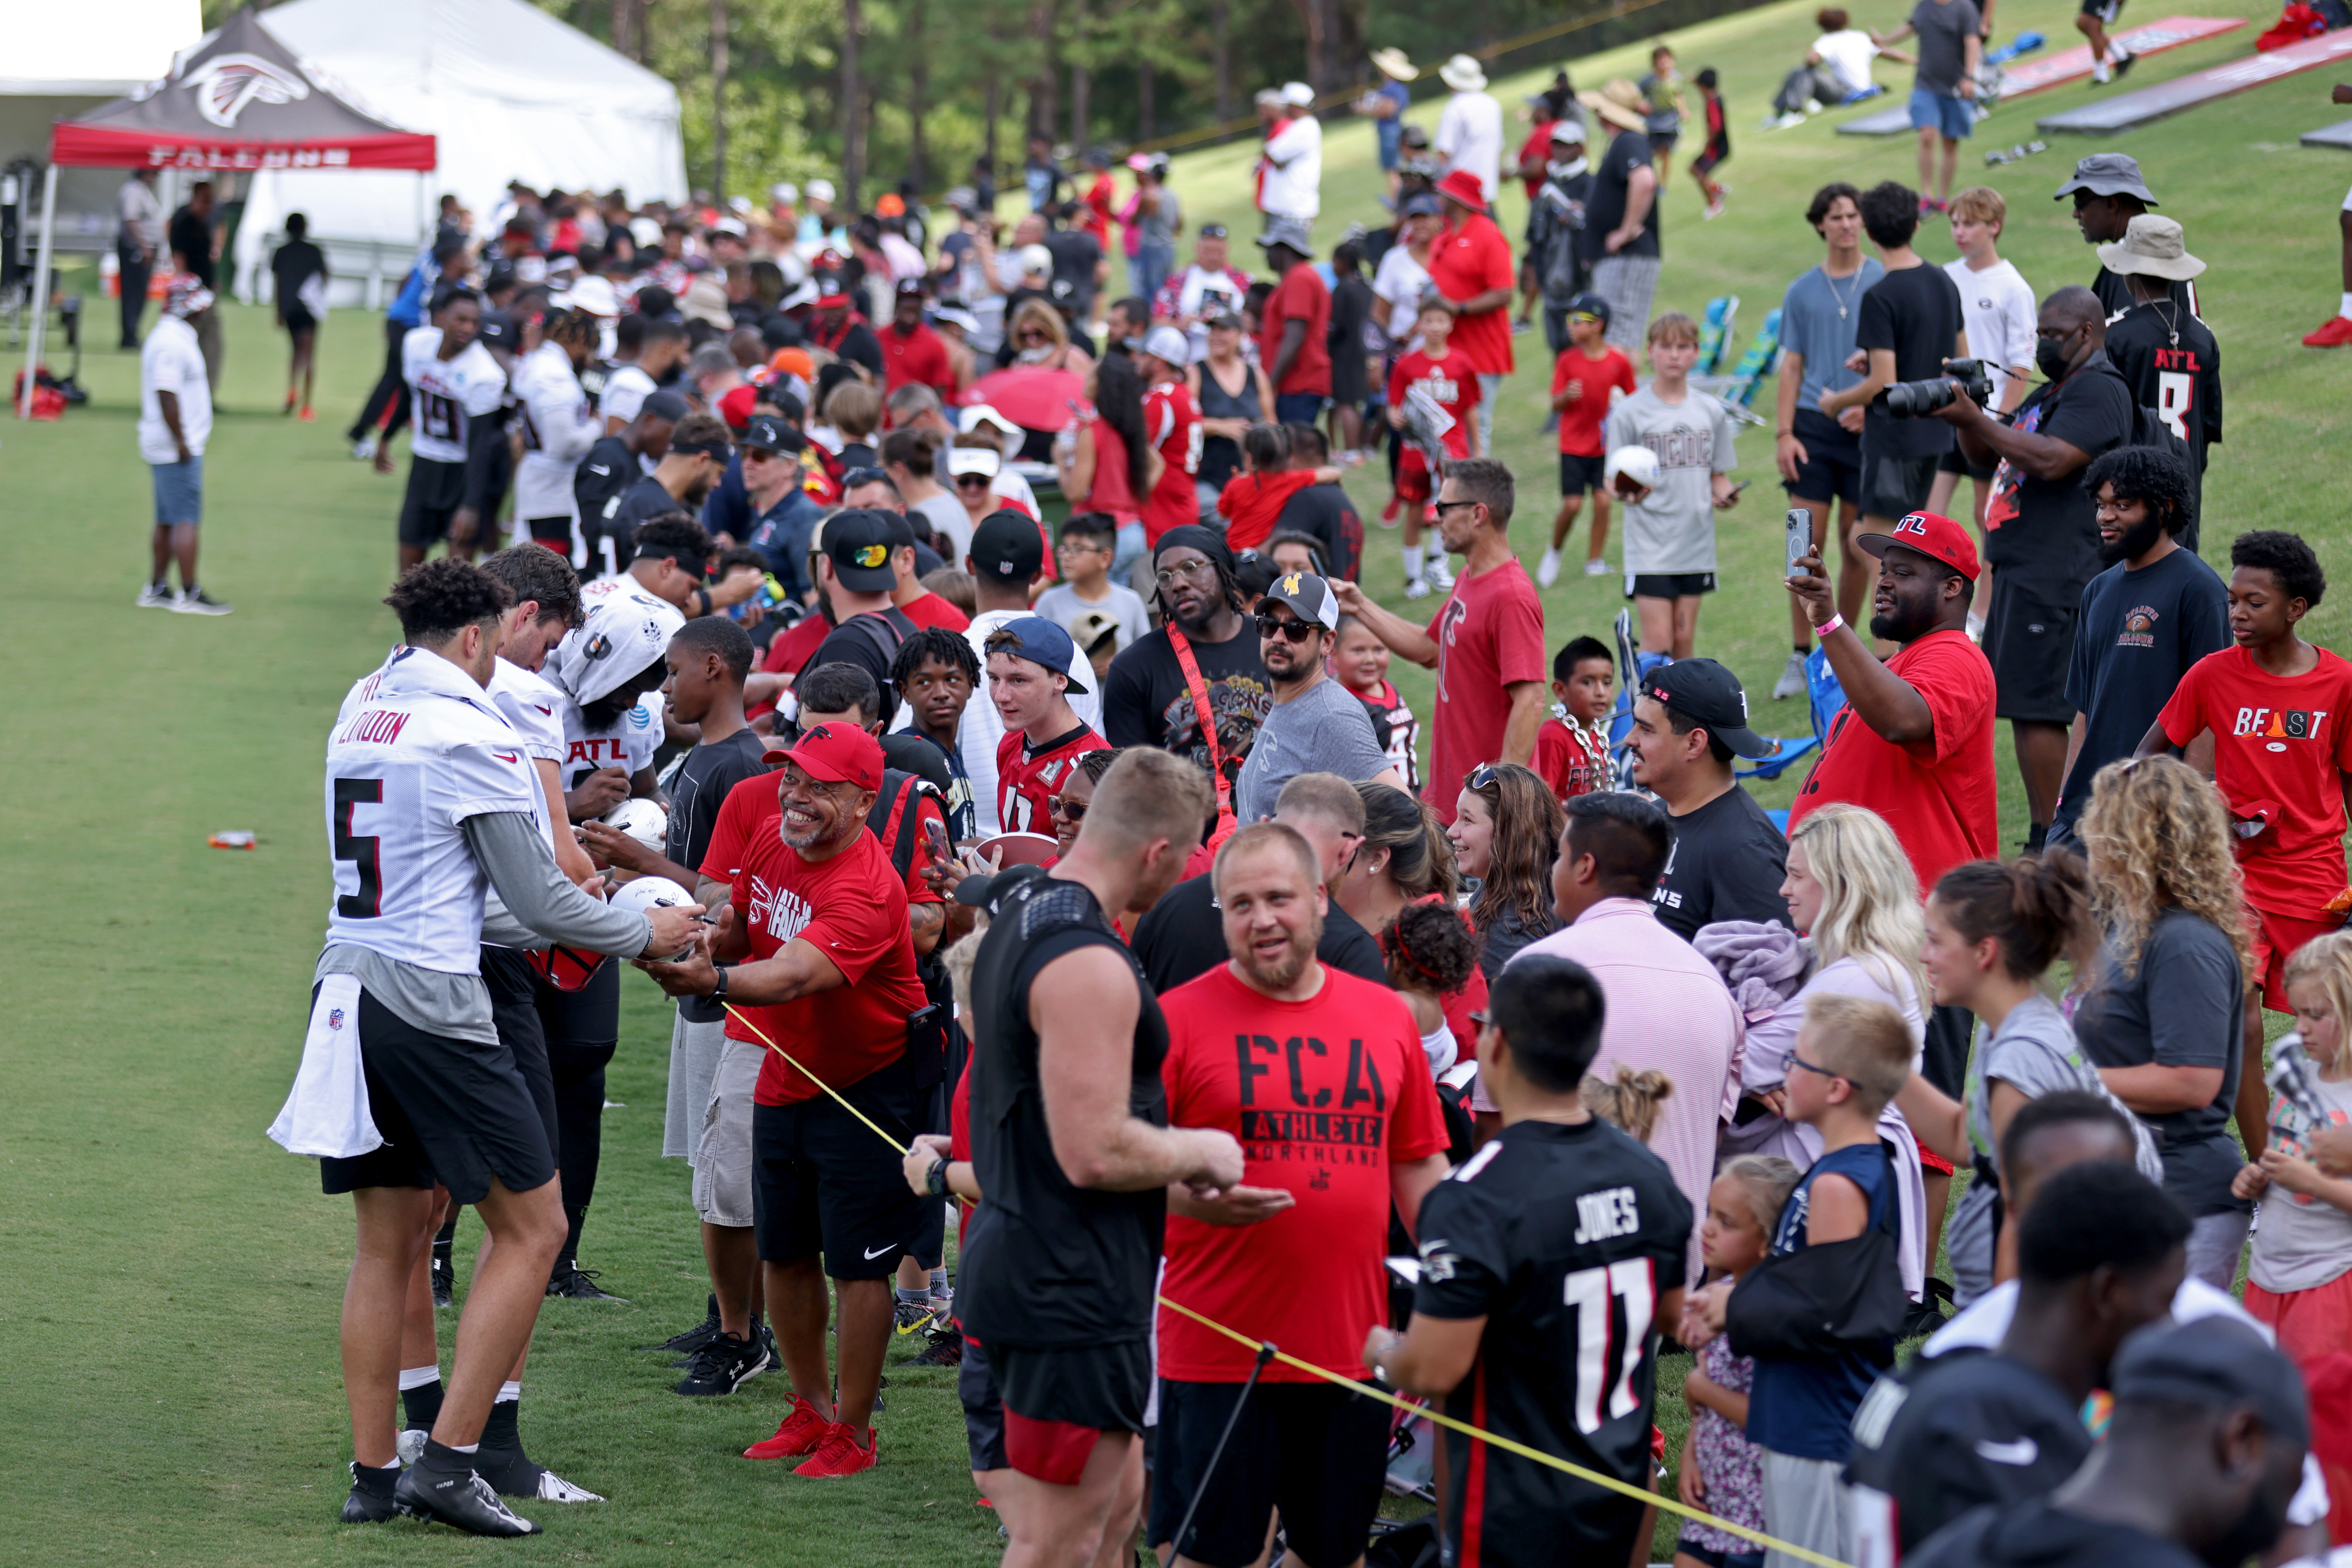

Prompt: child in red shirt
[1538,295,1637,589]
[1384,296,1481,602]
[1531,634,1617,802]
[1217,423,1343,552]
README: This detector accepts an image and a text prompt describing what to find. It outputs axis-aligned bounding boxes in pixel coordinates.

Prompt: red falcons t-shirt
[1261,263,1332,396]
[1424,560,1548,822]
[2159,644,2352,917]
[1790,629,1998,895]
[1156,964,1449,1381]
[1551,345,1638,457]
[1428,213,1516,377]
[880,321,954,395]
[698,777,928,1105]
[995,719,1107,835]
[1388,348,1479,461]
[901,590,972,633]
[1532,715,1610,801]
[761,613,832,678]
[1142,380,1203,546]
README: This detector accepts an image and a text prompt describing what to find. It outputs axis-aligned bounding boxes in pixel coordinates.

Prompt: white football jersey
[558,688,664,792]
[486,656,567,834]
[322,646,537,973]
[546,578,682,789]
[402,326,509,466]
[513,343,598,524]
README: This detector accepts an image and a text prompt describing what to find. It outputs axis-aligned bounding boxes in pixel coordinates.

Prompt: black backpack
[1726,1140,1906,1365]
[865,769,956,1087]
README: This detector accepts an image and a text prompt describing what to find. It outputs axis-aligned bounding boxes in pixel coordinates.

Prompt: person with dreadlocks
[514,305,603,566]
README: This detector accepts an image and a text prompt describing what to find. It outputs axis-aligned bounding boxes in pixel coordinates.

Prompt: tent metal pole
[18,162,58,420]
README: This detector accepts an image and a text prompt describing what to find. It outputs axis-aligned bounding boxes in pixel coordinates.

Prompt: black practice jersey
[1413,1117,1692,1568]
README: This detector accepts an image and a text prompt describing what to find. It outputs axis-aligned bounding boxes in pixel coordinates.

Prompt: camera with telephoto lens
[1880,358,1997,418]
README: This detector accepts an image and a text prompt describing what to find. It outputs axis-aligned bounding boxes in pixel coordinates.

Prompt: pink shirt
[1508,897,1741,1284]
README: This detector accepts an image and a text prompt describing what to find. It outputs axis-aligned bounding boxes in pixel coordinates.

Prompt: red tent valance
[50,122,437,171]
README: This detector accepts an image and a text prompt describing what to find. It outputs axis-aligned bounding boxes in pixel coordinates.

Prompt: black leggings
[535,960,621,1261]
[350,318,412,442]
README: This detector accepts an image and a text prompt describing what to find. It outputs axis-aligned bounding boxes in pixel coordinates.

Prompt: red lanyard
[1166,624,1239,851]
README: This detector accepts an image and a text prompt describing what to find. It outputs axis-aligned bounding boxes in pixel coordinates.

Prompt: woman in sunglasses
[1045,749,1123,861]
[1447,761,1564,982]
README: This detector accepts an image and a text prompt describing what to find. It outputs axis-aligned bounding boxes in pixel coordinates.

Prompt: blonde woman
[1725,802,1934,1303]
[2073,754,2255,1290]
[996,298,1087,372]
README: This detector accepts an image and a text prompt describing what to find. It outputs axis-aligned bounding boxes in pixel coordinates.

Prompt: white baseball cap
[770,181,799,204]
[1141,325,1191,367]
[1016,243,1053,275]
[806,177,836,203]
[946,445,1003,477]
[1282,81,1316,107]
[564,275,621,318]
[1604,444,1661,494]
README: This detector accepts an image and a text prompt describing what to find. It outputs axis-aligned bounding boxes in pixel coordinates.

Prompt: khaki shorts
[663,1009,729,1161]
[691,1037,763,1227]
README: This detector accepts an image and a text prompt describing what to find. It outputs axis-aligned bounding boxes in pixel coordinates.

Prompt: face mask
[2035,330,2076,382]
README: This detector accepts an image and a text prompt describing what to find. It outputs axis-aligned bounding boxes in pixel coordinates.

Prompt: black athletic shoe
[675,1330,773,1396]
[546,1264,627,1302]
[642,1294,720,1355]
[430,1254,454,1309]
[907,1324,965,1369]
[893,1298,938,1335]
[342,1462,400,1523]
[1900,1295,1949,1340]
[393,1461,542,1536]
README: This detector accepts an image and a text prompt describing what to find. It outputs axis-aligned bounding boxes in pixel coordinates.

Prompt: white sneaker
[1536,548,1562,588]
[1403,578,1432,601]
[135,582,174,609]
[2090,57,2111,84]
[1583,557,1611,578]
[1771,650,1809,701]
[352,434,378,462]
[171,587,233,615]
[1429,559,1456,589]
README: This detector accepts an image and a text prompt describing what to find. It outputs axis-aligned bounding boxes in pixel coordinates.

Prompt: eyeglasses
[841,466,889,487]
[1155,559,1218,586]
[1254,612,1319,643]
[1786,1053,1846,1084]
[1057,538,1111,555]
[1048,795,1089,822]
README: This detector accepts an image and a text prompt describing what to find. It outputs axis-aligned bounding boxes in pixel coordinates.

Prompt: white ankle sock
[2338,291,2352,319]
[497,1381,522,1404]
[1401,543,1423,578]
[398,1365,441,1392]
[449,1441,480,1454]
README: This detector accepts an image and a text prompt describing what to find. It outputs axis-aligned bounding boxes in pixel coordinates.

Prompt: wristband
[1813,612,1845,638]
[695,585,713,618]
[710,963,730,1000]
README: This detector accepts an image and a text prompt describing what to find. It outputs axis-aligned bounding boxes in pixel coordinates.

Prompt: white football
[603,798,669,853]
[610,875,697,960]
[1604,444,1660,498]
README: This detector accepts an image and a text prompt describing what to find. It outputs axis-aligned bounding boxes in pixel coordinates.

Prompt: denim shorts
[151,456,203,526]
[1909,87,1973,139]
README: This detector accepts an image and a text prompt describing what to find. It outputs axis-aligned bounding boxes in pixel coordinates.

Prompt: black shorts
[534,952,619,1060]
[2080,0,2121,18]
[1937,444,1997,481]
[1692,145,1729,176]
[318,984,556,1204]
[1147,1381,1391,1567]
[398,457,469,548]
[1859,446,1940,520]
[960,1336,1009,1474]
[1784,408,1862,510]
[282,305,319,338]
[1629,571,1717,599]
[990,1338,1152,1483]
[1649,129,1681,151]
[1559,451,1608,497]
[750,1055,926,1278]
[1983,571,2083,724]
[483,945,559,1150]
[525,516,574,554]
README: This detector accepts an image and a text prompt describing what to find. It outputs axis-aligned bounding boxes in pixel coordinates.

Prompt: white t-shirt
[513,342,600,522]
[1371,245,1434,350]
[1163,265,1254,362]
[1943,255,2038,408]
[1260,114,1323,219]
[1434,90,1505,203]
[138,315,211,464]
[600,362,657,427]
[1814,28,1881,96]
[1033,580,1152,656]
[401,328,507,467]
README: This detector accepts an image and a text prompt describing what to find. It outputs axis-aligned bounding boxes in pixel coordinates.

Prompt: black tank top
[1194,362,1263,494]
[960,871,1169,1349]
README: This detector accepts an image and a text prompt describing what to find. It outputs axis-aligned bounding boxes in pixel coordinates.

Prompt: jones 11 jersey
[323,646,538,972]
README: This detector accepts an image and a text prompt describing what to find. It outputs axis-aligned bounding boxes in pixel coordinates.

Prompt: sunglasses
[1254,612,1319,643]
[954,472,994,487]
[1431,498,1481,514]
[1468,762,1502,791]
[1048,795,1089,822]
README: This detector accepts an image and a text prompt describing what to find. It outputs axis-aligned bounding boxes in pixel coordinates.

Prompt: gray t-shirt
[1911,0,1982,96]
[1033,580,1152,658]
[1946,992,2099,1305]
[1232,674,1392,822]
[2249,1070,2352,1293]
[1137,188,1183,251]
[1603,383,1739,575]
[1780,259,1885,413]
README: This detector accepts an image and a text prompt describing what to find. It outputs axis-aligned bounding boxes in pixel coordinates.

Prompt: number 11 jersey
[1412,1116,1693,1568]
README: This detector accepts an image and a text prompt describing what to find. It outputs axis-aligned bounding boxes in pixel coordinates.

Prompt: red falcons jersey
[1141,379,1204,546]
[995,720,1107,836]
[1388,348,1478,460]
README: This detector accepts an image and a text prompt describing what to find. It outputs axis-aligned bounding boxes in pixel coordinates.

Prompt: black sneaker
[907,1324,965,1369]
[393,1461,541,1536]
[430,1254,454,1309]
[646,1294,721,1358]
[675,1330,772,1396]
[341,1461,399,1523]
[893,1298,938,1335]
[546,1263,627,1302]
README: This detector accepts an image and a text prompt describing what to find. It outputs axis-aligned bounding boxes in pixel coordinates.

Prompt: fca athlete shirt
[1413,1116,1692,1568]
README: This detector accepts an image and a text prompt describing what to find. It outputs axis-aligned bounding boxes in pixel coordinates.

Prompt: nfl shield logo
[328,1008,345,1030]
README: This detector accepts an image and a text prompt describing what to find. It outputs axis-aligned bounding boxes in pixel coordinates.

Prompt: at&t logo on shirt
[2233,707,2329,742]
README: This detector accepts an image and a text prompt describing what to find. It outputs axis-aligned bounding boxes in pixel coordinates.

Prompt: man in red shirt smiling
[1256,217,1333,428]
[642,721,931,1481]
[1428,168,1518,455]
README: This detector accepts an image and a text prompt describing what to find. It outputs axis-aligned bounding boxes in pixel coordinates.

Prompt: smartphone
[1725,478,1751,500]
[923,816,953,865]
[1785,507,1814,578]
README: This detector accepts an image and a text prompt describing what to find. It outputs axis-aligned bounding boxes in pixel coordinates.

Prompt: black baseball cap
[741,414,802,455]
[1642,658,1775,760]
[1566,292,1611,325]
[2111,1318,2308,1447]
[1198,222,1229,239]
[825,509,899,591]
[970,509,1044,582]
[880,510,918,551]
[641,389,690,423]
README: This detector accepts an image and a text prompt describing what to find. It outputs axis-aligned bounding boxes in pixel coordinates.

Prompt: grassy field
[0,0,2345,1557]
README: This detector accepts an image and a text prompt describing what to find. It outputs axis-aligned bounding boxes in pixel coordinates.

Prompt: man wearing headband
[1102,526,1272,775]
[136,275,229,614]
[607,410,734,566]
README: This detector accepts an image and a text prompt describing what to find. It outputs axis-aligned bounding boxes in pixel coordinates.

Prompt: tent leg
[18,163,57,420]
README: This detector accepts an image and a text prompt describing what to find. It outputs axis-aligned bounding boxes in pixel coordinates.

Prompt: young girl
[1378,898,1482,1079]
[2236,930,2352,1368]
[1675,1155,1801,1568]
[1581,1066,1674,1145]
[1448,761,1564,982]
[1335,614,1421,792]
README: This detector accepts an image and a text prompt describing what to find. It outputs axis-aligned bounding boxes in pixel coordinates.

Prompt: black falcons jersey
[1845,1348,2093,1566]
[2104,300,2222,478]
[1413,1117,1692,1568]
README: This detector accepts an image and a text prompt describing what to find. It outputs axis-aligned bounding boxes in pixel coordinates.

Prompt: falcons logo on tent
[184,53,311,129]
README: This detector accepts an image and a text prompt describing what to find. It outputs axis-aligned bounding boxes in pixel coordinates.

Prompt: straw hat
[1438,54,1488,92]
[1581,78,1649,133]
[1371,47,1417,81]
[2096,214,2205,281]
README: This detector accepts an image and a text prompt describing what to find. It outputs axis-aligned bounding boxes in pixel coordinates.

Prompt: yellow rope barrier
[717,1000,1853,1568]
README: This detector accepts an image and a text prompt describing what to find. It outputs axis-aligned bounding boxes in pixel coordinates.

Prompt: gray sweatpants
[1762,1449,1851,1568]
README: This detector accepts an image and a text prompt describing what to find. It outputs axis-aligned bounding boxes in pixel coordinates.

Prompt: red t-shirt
[995,719,1107,836]
[698,778,929,1106]
[901,590,971,633]
[880,321,954,396]
[1260,262,1333,397]
[1532,715,1610,801]
[1427,213,1515,377]
[1789,629,1998,895]
[1218,469,1321,552]
[1156,964,1449,1381]
[1142,380,1203,547]
[761,613,832,678]
[1084,416,1144,525]
[949,1053,974,1250]
[2159,644,2352,917]
[1083,172,1116,248]
[1387,348,1479,461]
[1517,120,1554,198]
[1551,345,1638,457]
[1424,560,1548,821]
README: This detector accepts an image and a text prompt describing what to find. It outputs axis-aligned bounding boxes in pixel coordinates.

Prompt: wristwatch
[925,1156,950,1198]
[710,963,730,1001]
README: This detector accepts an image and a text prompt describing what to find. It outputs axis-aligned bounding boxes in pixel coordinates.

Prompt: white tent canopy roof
[0,0,196,95]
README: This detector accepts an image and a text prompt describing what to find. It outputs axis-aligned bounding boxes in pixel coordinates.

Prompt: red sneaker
[744,1396,828,1459]
[1379,496,1402,528]
[793,1423,878,1478]
[2304,314,2352,347]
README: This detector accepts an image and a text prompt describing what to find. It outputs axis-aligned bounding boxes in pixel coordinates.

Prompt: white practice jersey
[546,577,682,788]
[486,656,568,837]
[558,688,664,791]
[322,646,536,973]
[402,327,509,466]
[513,343,599,522]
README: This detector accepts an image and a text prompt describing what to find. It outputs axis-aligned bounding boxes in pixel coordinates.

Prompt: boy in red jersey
[1537,295,1638,588]
[2142,530,2352,1156]
[987,616,1108,836]
[1137,327,1203,555]
[1532,635,1617,802]
[1386,296,1483,601]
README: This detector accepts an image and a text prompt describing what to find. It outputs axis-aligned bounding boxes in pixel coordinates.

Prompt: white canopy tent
[230,0,689,305]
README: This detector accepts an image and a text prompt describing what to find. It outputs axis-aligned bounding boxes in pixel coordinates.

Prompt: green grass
[1,0,2344,1556]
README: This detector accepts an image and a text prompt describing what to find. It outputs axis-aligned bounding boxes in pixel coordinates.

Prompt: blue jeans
[151,455,204,525]
[1274,391,1328,427]
[1110,519,1148,586]
[1130,243,1175,306]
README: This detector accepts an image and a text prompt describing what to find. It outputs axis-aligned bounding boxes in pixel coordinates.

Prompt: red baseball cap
[1859,511,1980,582]
[763,722,884,790]
[717,382,758,430]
